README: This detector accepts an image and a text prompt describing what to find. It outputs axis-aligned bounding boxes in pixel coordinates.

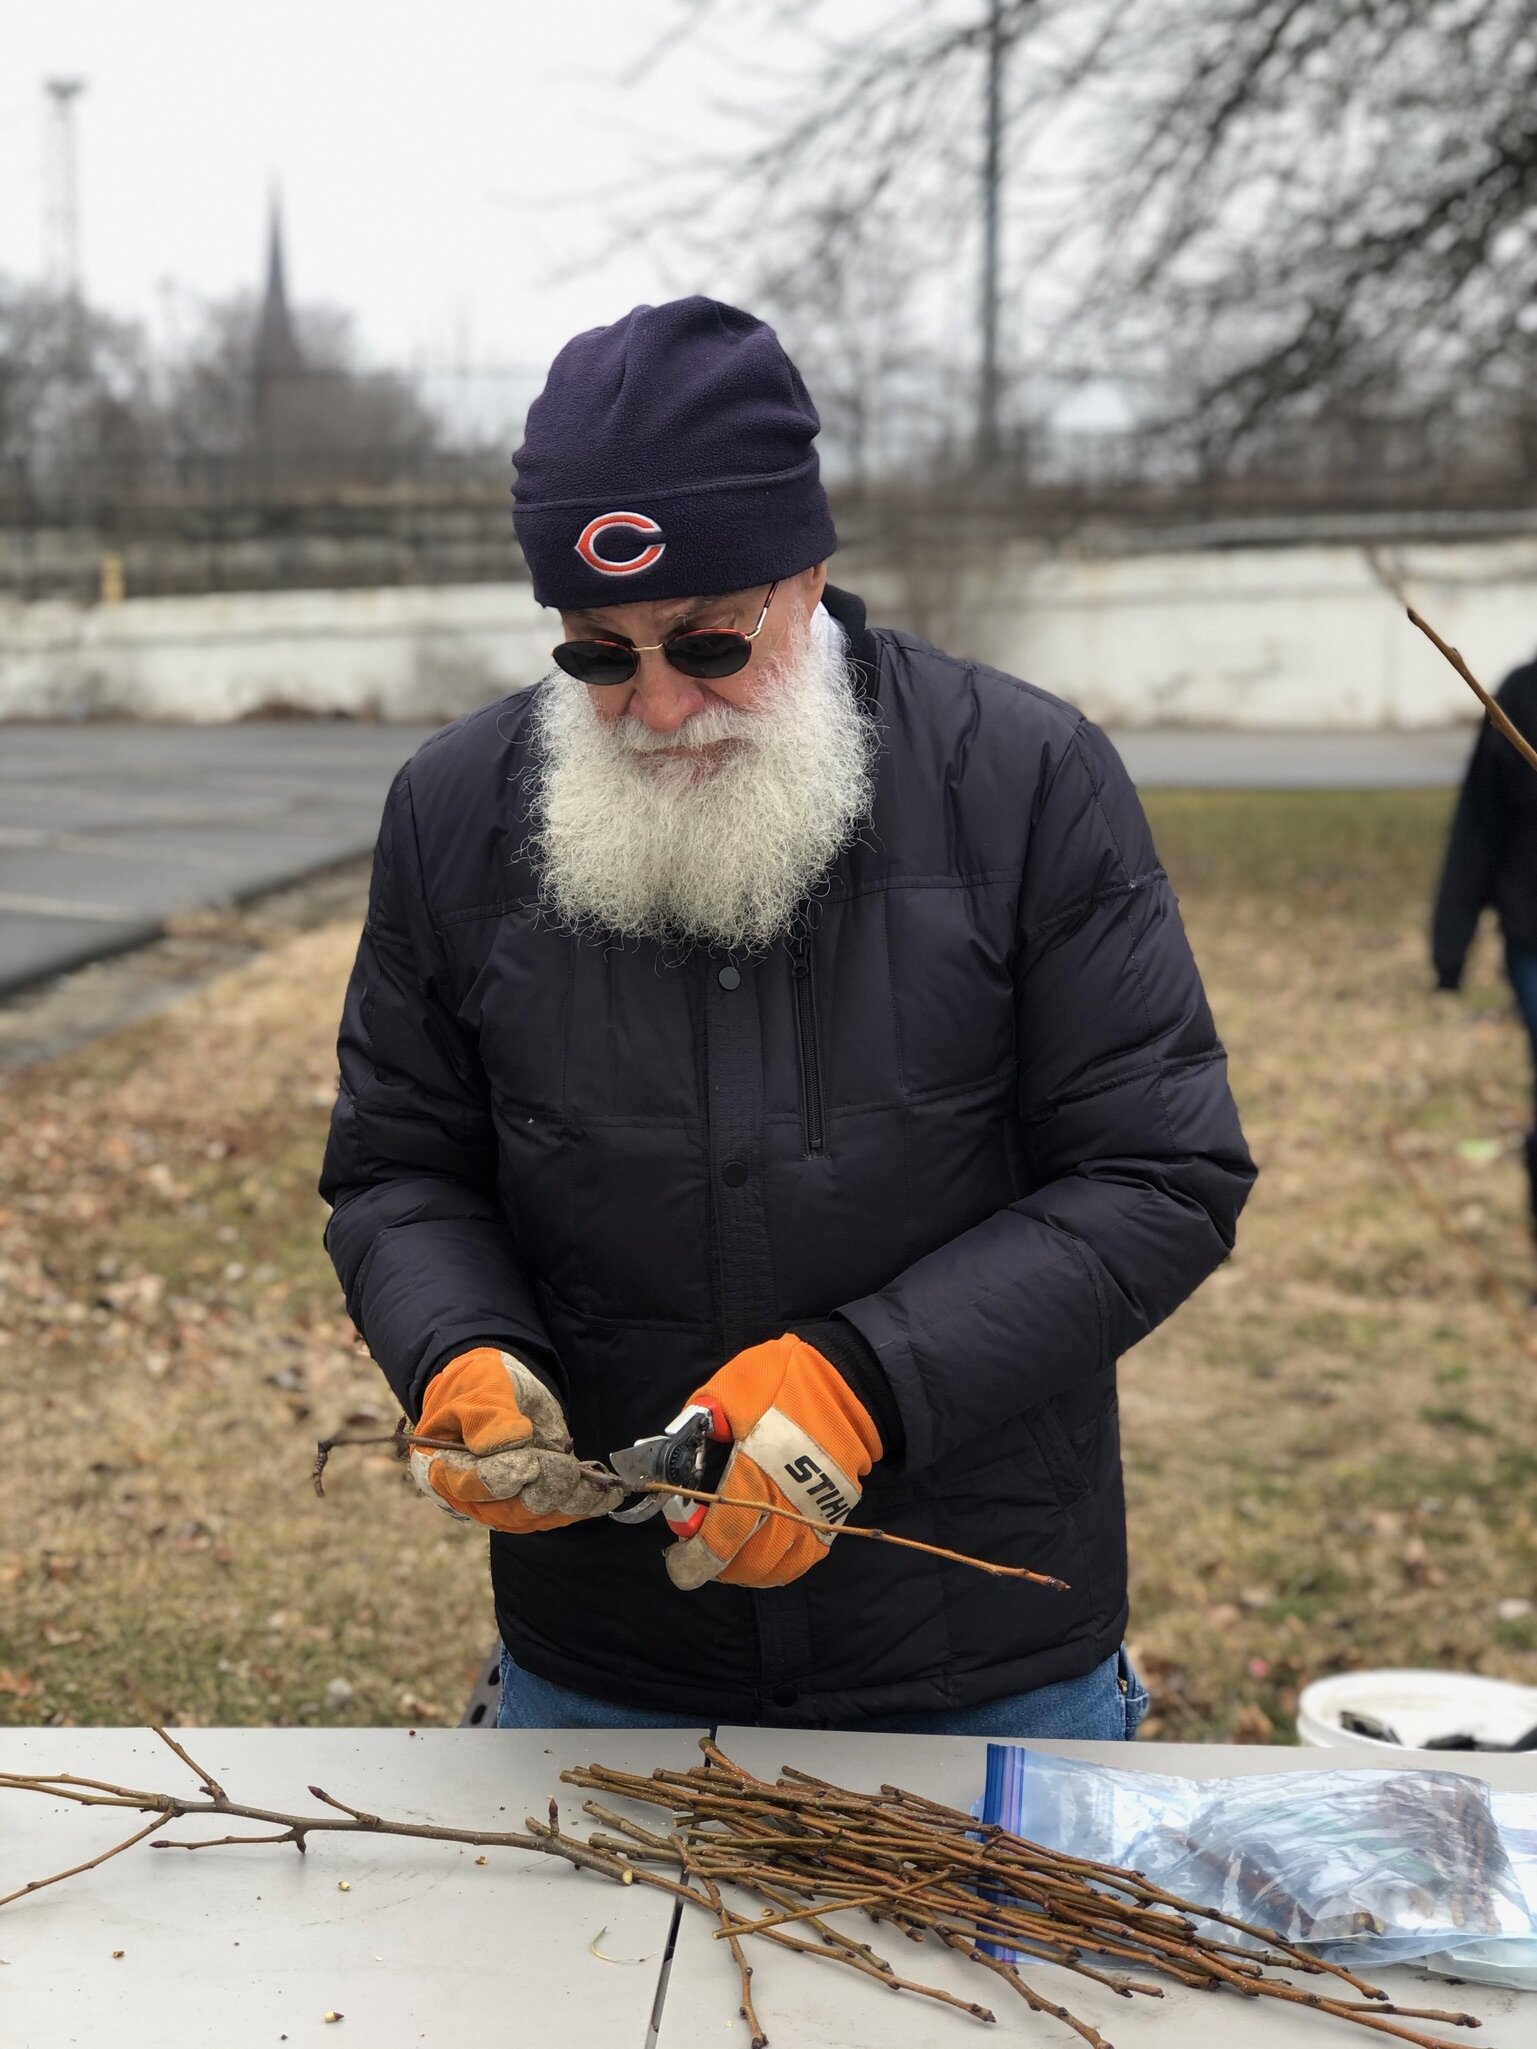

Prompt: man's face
[557,562,830,774]
[531,557,875,952]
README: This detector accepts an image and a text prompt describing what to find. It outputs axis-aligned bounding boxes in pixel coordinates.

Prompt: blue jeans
[496,1645,1149,1740]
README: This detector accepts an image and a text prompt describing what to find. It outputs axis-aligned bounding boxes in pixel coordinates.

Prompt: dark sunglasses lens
[666,632,752,680]
[553,641,637,686]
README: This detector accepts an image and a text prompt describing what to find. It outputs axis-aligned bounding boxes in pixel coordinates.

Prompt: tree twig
[0,1813,168,1911]
[1407,605,1537,777]
[311,1428,1070,1589]
[152,1724,228,1802]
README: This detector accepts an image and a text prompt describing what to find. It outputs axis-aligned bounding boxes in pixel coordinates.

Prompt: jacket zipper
[787,917,826,1157]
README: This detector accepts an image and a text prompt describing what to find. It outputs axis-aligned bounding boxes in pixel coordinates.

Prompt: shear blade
[609,1443,661,1490]
[605,1441,665,1521]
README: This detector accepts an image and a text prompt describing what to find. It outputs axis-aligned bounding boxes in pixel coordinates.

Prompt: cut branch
[311,1429,1069,1590]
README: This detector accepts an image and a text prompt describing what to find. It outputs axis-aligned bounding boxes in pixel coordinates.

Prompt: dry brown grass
[0,790,1533,1736]
[1124,792,1537,1740]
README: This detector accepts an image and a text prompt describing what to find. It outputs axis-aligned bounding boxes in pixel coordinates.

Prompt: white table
[0,1730,1531,2048]
[0,1727,703,2048]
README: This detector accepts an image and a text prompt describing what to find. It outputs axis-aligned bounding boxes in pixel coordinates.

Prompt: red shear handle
[662,1396,731,1540]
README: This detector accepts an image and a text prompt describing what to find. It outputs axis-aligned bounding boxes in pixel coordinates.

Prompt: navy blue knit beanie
[511,296,837,610]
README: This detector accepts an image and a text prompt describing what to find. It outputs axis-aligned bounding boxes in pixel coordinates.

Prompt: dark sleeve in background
[1431,697,1512,990]
[319,766,560,1419]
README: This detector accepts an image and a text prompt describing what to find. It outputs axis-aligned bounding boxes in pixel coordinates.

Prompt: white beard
[528,612,877,951]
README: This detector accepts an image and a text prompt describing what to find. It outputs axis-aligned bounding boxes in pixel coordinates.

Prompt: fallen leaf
[1456,1138,1502,1163]
[0,1670,35,1697]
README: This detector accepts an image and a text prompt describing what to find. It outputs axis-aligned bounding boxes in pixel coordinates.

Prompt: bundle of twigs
[0,1731,1492,2047]
[553,1742,1488,2049]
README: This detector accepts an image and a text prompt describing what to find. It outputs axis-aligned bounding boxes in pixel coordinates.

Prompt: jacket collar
[823,583,880,703]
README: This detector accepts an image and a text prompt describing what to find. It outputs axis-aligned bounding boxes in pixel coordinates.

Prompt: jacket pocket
[1022,1399,1091,1506]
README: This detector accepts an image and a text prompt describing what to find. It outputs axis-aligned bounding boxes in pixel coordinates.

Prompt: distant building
[252,199,302,451]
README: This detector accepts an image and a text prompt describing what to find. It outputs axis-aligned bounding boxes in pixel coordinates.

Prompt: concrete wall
[842,533,1537,729]
[0,583,552,723]
[3,535,1534,725]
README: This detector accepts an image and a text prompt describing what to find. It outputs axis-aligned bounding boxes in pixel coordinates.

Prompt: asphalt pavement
[0,719,1475,999]
[0,723,435,998]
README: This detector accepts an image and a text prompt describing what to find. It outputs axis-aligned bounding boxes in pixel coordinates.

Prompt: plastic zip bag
[1420,1790,1537,1991]
[981,1747,1535,1970]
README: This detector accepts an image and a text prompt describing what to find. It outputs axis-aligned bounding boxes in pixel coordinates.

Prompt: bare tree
[0,282,158,504]
[632,0,1537,480]
[162,294,441,492]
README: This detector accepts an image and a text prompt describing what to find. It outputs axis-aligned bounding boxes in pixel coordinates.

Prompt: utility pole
[43,77,87,300]
[976,0,1006,473]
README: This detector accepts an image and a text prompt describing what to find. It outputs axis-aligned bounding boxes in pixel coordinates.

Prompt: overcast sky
[0,0,760,390]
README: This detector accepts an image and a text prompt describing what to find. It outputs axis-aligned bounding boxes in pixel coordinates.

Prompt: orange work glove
[664,1333,882,1591]
[411,1347,612,1534]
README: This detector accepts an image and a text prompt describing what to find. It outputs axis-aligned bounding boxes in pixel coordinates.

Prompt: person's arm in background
[1432,704,1510,992]
[823,718,1256,1475]
[320,768,607,1531]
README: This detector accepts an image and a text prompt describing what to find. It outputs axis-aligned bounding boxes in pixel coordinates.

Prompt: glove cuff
[788,1316,904,1464]
[412,1336,561,1421]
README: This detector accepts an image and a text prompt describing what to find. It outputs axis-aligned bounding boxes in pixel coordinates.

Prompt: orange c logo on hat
[575,511,666,576]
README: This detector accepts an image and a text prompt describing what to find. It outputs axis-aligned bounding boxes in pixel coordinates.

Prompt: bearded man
[321,297,1254,1736]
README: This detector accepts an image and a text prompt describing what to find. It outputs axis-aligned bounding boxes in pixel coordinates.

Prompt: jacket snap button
[717,965,741,990]
[771,1686,797,1708]
[721,1159,749,1187]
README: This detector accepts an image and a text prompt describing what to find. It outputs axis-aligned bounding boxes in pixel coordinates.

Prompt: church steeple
[254,194,300,376]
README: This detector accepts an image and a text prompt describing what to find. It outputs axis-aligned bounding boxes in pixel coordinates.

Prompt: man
[321,296,1254,1736]
[1433,647,1537,1261]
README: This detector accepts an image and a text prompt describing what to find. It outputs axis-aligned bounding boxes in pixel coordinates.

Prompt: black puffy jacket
[321,585,1254,1725]
[1432,657,1537,987]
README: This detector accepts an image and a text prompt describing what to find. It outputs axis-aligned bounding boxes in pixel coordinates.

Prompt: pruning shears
[606,1398,731,1539]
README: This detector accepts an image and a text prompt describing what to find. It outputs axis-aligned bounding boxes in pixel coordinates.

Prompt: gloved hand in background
[412,1347,612,1533]
[665,1333,882,1591]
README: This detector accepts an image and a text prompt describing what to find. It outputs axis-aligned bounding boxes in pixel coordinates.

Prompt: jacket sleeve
[835,718,1255,1473]
[319,766,559,1418]
[1431,717,1506,990]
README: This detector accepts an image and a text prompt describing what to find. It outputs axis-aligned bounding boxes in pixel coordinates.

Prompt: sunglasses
[552,582,779,688]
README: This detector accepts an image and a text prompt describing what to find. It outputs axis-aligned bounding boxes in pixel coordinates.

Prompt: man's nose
[625,649,710,734]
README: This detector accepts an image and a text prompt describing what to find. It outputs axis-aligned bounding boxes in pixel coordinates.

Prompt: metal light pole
[977,0,1006,473]
[43,77,87,300]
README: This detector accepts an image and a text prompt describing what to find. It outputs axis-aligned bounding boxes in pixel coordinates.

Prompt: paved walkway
[1110,725,1472,788]
[0,723,434,997]
[0,720,1475,999]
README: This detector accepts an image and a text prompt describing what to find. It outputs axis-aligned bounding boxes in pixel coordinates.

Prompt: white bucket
[1296,1668,1537,1754]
